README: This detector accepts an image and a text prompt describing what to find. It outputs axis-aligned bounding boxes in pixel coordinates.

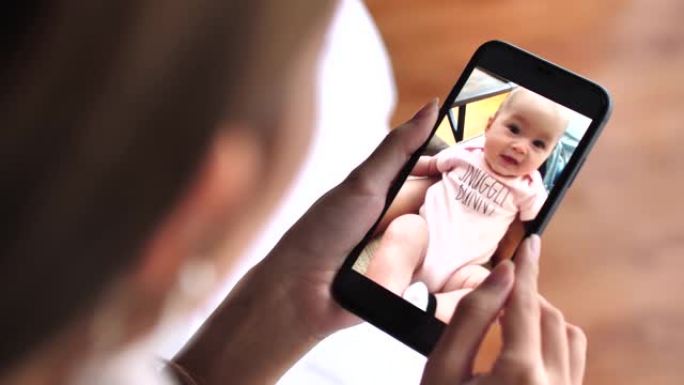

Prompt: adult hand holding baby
[421,235,587,385]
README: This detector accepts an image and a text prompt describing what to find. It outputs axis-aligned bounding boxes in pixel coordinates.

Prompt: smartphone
[332,40,611,355]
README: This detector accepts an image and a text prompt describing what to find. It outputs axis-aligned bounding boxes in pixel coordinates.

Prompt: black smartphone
[332,40,611,355]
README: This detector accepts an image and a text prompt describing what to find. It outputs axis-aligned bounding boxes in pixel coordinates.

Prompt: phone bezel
[332,40,612,356]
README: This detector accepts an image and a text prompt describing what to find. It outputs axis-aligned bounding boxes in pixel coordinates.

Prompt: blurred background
[364,0,684,384]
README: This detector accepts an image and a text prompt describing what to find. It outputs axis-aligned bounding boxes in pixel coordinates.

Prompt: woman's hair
[0,0,332,369]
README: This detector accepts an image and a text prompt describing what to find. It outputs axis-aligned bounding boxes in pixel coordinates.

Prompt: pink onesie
[417,142,547,291]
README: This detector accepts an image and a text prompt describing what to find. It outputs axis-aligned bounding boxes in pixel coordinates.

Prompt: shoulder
[435,143,468,161]
[435,144,482,170]
[459,136,487,160]
[517,170,547,201]
[450,141,485,158]
[529,170,546,193]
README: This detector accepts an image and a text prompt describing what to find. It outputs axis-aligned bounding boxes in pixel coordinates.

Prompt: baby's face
[484,90,566,177]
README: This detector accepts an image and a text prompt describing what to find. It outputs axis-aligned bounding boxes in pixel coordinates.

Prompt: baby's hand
[411,155,440,177]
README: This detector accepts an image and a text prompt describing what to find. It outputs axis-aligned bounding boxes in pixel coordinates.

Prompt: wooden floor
[365,1,684,384]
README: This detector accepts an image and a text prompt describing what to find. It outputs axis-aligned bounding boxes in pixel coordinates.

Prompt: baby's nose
[511,141,527,154]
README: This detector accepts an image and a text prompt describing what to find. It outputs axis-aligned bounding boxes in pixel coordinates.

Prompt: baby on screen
[365,88,568,321]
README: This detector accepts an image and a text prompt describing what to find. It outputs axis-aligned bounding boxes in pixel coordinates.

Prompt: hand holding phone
[333,40,611,355]
[422,236,587,385]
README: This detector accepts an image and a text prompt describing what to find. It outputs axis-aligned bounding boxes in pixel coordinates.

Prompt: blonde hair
[499,87,568,136]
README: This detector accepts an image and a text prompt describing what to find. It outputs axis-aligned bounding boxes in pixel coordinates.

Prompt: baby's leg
[441,264,491,292]
[434,288,472,323]
[373,177,437,236]
[433,265,491,323]
[364,214,428,296]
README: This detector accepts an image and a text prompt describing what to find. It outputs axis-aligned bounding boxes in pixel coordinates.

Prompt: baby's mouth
[499,154,520,166]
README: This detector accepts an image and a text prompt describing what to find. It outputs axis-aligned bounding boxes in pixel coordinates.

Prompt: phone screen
[350,67,593,323]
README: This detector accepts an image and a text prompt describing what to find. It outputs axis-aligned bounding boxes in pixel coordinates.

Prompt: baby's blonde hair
[499,88,569,139]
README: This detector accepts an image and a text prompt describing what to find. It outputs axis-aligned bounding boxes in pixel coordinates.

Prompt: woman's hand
[261,99,439,338]
[175,100,439,384]
[421,235,588,385]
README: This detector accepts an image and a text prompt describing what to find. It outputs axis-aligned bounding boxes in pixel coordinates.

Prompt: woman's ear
[134,126,264,293]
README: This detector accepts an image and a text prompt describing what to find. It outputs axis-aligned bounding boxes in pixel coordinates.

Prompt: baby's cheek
[530,150,545,165]
[522,158,542,175]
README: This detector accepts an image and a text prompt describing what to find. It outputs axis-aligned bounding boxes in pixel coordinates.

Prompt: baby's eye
[533,139,546,150]
[507,124,520,134]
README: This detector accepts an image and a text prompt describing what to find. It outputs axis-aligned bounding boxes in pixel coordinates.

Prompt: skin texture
[484,89,567,178]
[421,236,587,385]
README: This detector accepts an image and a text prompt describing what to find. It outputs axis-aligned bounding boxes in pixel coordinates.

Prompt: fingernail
[411,98,438,120]
[526,234,541,262]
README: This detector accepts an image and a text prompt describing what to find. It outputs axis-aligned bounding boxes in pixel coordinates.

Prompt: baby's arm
[411,155,440,177]
[414,145,465,176]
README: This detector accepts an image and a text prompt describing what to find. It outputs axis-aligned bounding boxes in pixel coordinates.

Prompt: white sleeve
[518,175,548,221]
[434,146,467,173]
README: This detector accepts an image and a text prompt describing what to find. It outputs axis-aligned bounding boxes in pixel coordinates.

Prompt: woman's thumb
[345,99,438,195]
